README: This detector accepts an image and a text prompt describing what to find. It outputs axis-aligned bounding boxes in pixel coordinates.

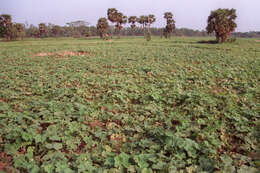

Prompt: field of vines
[0,37,259,172]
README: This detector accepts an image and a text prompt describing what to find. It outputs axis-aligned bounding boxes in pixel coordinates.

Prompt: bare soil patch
[255,40,260,42]
[34,50,89,57]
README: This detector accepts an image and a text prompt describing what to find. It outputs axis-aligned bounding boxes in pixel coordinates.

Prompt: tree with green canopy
[26,24,39,38]
[38,23,48,38]
[206,8,237,43]
[97,17,109,39]
[163,12,176,38]
[51,25,62,37]
[66,20,89,37]
[0,14,13,40]
[66,20,89,28]
[13,23,26,40]
[0,14,25,41]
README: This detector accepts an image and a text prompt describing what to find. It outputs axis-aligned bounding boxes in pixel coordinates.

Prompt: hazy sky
[1,0,259,32]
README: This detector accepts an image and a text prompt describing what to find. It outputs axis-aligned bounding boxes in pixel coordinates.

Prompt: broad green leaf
[46,143,63,150]
[114,152,131,168]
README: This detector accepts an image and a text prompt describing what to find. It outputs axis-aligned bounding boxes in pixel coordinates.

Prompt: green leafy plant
[0,36,259,172]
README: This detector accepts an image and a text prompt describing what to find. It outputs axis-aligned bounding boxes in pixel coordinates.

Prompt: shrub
[145,32,151,41]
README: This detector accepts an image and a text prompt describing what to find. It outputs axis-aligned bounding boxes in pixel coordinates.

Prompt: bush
[145,32,151,41]
[227,37,236,43]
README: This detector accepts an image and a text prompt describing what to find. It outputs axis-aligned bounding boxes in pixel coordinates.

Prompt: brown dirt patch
[0,152,12,173]
[0,97,6,103]
[84,120,104,130]
[255,40,260,42]
[109,133,126,142]
[34,50,89,57]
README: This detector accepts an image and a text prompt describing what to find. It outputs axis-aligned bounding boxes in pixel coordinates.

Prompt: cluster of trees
[107,8,127,38]
[24,21,94,38]
[2,8,259,42]
[20,23,257,39]
[0,14,25,41]
[25,25,210,38]
[232,31,260,38]
[97,9,158,40]
[97,8,238,42]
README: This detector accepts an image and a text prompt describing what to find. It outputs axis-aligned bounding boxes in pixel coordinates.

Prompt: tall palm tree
[115,12,127,38]
[128,16,137,29]
[163,12,176,38]
[128,16,137,35]
[147,14,156,33]
[137,15,147,31]
[137,15,155,35]
[107,8,127,38]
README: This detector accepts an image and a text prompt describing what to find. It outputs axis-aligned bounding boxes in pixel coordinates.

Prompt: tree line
[1,8,260,42]
[0,14,25,40]
[27,24,211,38]
[97,8,238,42]
[0,17,209,39]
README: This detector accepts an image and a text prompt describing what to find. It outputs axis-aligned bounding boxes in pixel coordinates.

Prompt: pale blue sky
[1,0,259,32]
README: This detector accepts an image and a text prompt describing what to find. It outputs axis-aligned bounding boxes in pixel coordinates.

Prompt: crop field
[0,37,259,172]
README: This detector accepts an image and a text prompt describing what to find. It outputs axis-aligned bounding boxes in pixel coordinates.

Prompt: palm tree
[137,15,155,35]
[206,8,237,42]
[147,14,156,33]
[137,15,146,31]
[115,12,127,38]
[163,12,176,38]
[107,8,118,25]
[96,17,109,39]
[164,12,173,20]
[128,16,137,29]
[107,8,127,38]
[128,16,137,35]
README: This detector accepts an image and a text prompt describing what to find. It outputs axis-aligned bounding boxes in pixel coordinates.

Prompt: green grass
[0,37,259,172]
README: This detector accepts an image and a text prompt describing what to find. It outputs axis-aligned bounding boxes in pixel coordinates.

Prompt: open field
[0,37,259,172]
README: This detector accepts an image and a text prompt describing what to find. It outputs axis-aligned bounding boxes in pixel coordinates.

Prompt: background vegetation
[1,9,260,41]
[3,23,260,39]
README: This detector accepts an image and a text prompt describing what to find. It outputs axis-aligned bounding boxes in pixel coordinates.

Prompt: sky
[1,0,260,32]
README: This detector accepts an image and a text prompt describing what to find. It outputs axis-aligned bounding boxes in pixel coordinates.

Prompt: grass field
[0,37,259,172]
